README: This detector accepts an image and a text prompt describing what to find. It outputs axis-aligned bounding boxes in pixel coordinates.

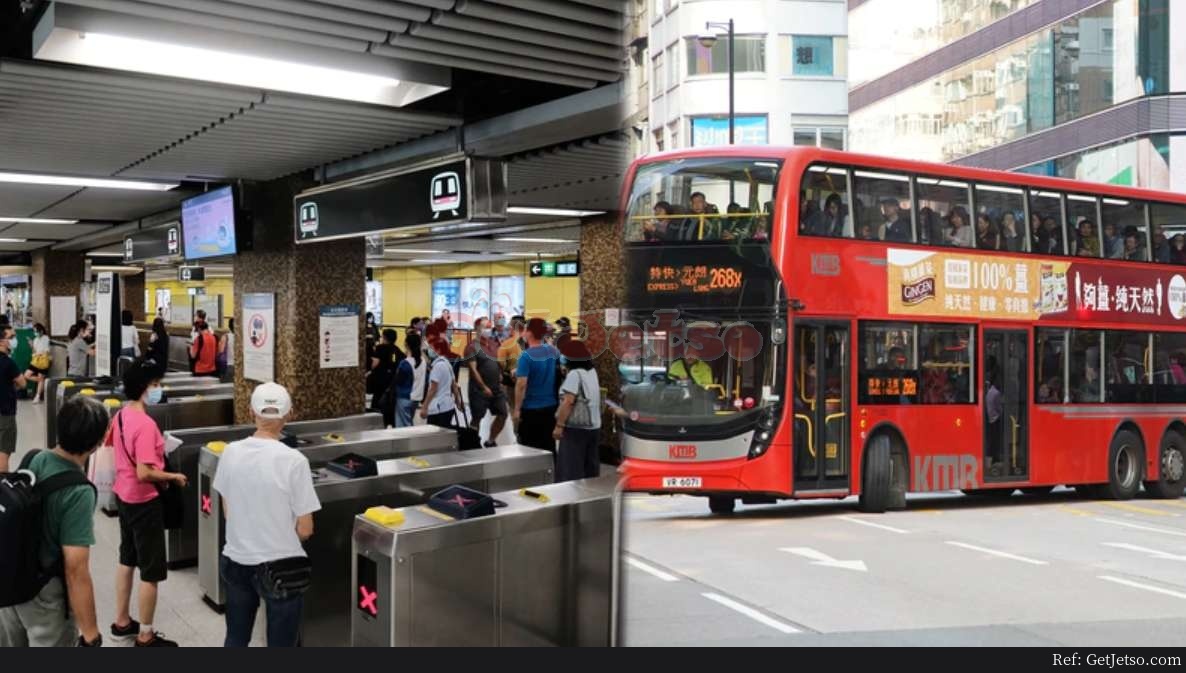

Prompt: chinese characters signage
[691,115,768,147]
[888,249,1186,327]
[646,265,744,296]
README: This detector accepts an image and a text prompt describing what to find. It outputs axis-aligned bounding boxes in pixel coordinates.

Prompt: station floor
[12,375,518,647]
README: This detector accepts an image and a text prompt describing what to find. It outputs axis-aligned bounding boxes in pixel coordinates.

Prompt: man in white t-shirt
[213,383,320,647]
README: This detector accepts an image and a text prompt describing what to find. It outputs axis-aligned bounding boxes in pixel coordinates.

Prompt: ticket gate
[163,414,383,568]
[46,375,226,447]
[299,445,554,647]
[197,425,459,611]
[351,475,618,647]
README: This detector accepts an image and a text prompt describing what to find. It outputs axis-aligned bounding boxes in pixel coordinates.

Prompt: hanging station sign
[124,224,181,263]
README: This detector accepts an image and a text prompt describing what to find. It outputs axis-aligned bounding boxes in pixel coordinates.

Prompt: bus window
[852,170,910,243]
[1069,330,1103,403]
[1035,329,1066,404]
[1067,195,1101,258]
[918,324,974,404]
[916,177,971,249]
[1101,198,1147,261]
[800,166,851,238]
[1105,331,1150,403]
[1150,202,1186,264]
[1153,332,1186,402]
[1028,190,1066,256]
[858,322,918,405]
[974,184,1026,253]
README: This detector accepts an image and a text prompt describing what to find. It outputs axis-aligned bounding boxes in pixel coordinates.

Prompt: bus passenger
[1076,363,1101,402]
[919,207,943,246]
[945,207,974,248]
[642,201,673,242]
[1075,219,1099,257]
[1123,233,1145,261]
[1000,212,1023,252]
[807,193,846,237]
[877,197,910,242]
[1170,234,1186,265]
[689,192,720,240]
[1153,225,1171,263]
[721,203,751,241]
[975,213,1000,250]
[1038,217,1061,254]
[1102,222,1123,259]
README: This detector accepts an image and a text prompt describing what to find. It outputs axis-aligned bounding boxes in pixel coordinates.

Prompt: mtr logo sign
[668,445,697,460]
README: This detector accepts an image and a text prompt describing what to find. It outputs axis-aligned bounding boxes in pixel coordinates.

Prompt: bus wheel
[1144,431,1186,499]
[708,496,736,515]
[1020,486,1054,496]
[858,434,891,513]
[1101,430,1143,501]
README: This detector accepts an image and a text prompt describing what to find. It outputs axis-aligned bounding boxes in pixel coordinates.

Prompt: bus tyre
[708,496,735,515]
[1101,430,1143,501]
[858,435,891,513]
[1144,432,1186,499]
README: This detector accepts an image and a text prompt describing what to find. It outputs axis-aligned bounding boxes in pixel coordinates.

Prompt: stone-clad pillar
[30,249,84,335]
[233,176,367,424]
[122,272,146,322]
[579,215,626,460]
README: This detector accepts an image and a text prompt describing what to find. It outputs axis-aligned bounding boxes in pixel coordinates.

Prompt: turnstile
[351,475,618,647]
[300,444,554,647]
[197,424,460,611]
[164,414,384,568]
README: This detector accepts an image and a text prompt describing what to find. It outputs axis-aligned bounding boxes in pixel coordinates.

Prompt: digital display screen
[866,376,918,398]
[182,186,237,260]
[645,265,744,295]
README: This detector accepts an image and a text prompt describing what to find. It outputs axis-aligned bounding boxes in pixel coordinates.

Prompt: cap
[251,382,292,419]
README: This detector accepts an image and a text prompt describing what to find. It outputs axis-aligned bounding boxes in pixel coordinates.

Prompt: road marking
[780,547,868,572]
[700,593,800,634]
[1058,505,1093,517]
[944,541,1048,566]
[1098,576,1186,600]
[1154,500,1186,509]
[1098,501,1175,517]
[625,557,679,582]
[1095,517,1186,538]
[1103,542,1186,562]
[839,515,909,534]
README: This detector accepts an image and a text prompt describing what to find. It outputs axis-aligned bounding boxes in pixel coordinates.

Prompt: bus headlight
[749,404,782,459]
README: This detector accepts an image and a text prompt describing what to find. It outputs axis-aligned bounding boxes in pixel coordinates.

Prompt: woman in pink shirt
[110,358,186,647]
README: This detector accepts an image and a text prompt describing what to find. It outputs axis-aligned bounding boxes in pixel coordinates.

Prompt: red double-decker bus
[617,146,1186,514]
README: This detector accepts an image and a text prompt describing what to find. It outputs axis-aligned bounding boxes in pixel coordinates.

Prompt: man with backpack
[0,395,110,647]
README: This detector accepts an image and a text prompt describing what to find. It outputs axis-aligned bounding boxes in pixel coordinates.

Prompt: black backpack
[0,450,96,607]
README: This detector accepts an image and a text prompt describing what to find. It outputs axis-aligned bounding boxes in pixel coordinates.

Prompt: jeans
[221,555,305,647]
[395,398,415,427]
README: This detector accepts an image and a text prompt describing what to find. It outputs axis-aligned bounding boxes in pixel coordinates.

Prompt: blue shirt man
[513,318,561,453]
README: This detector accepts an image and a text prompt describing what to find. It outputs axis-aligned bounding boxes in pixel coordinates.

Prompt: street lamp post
[700,19,735,145]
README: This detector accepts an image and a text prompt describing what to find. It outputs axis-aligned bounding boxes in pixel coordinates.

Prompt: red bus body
[619,146,1186,506]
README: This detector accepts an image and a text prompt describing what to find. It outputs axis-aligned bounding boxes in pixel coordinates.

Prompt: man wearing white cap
[213,383,320,647]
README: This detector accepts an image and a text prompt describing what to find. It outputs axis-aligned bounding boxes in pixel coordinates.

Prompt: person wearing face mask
[0,325,27,473]
[464,318,508,447]
[418,320,464,429]
[363,312,380,373]
[67,320,95,377]
[25,322,51,404]
[110,359,185,647]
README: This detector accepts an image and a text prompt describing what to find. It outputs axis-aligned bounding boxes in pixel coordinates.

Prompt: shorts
[117,496,168,583]
[0,415,16,456]
[469,390,507,423]
[27,365,47,377]
[0,578,75,647]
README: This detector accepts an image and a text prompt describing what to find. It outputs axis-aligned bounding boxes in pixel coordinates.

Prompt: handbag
[259,556,312,596]
[118,411,185,529]
[31,352,50,370]
[561,371,596,429]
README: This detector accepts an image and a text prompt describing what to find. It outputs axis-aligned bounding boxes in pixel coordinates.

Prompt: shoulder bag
[118,411,184,529]
[561,371,595,429]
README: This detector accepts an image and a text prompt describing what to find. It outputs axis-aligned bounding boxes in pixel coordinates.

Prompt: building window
[652,54,663,96]
[653,130,664,153]
[690,115,768,146]
[665,45,678,89]
[793,128,817,147]
[667,122,680,149]
[789,36,841,77]
[686,36,766,76]
[793,127,847,150]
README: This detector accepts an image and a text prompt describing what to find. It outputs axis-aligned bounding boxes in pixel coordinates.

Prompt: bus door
[983,329,1029,481]
[793,321,851,492]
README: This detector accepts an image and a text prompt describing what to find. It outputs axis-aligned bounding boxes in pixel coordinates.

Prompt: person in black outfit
[368,329,400,426]
[364,312,380,373]
[146,318,170,378]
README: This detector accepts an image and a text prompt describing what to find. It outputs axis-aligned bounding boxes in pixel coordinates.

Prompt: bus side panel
[860,405,983,492]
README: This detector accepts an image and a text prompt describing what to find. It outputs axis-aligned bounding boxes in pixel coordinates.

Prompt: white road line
[625,557,680,583]
[945,541,1048,566]
[1099,576,1186,600]
[1095,517,1186,538]
[700,593,800,634]
[839,515,910,534]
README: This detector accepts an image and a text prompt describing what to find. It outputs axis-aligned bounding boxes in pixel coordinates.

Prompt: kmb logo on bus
[668,444,697,459]
[901,277,936,306]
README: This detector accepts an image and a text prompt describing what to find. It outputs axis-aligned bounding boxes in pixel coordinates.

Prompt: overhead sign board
[124,224,182,263]
[529,260,580,278]
[294,156,507,244]
[178,266,205,282]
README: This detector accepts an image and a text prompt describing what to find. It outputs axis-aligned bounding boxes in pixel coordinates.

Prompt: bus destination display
[645,264,744,295]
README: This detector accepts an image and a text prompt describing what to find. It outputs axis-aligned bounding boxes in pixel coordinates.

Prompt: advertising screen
[490,276,525,323]
[182,186,237,260]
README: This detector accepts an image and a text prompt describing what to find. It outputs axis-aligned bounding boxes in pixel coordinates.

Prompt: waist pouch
[261,556,312,595]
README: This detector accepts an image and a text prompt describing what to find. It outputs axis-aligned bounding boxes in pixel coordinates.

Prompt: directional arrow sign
[1103,542,1186,562]
[530,263,544,277]
[780,547,868,572]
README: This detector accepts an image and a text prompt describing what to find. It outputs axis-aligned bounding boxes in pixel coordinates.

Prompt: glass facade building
[849,0,1180,191]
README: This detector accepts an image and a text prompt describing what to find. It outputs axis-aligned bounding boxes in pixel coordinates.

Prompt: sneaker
[111,619,140,639]
[483,441,497,448]
[134,632,179,647]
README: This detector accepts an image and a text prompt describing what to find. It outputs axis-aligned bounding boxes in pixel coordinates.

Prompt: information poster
[490,276,525,323]
[155,289,172,323]
[365,281,383,324]
[431,279,460,324]
[50,296,76,337]
[459,277,490,329]
[242,293,275,382]
[319,304,360,369]
[95,273,114,377]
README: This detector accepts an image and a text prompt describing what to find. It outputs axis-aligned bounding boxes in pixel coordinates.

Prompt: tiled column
[233,176,367,424]
[30,249,84,335]
[122,272,146,322]
[579,215,626,460]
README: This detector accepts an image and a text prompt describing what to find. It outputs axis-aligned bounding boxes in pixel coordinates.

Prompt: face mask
[481,328,493,338]
[425,348,436,361]
[6,338,15,351]
[147,386,164,405]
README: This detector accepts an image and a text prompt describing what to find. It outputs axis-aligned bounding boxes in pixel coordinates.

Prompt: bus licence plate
[663,477,702,489]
